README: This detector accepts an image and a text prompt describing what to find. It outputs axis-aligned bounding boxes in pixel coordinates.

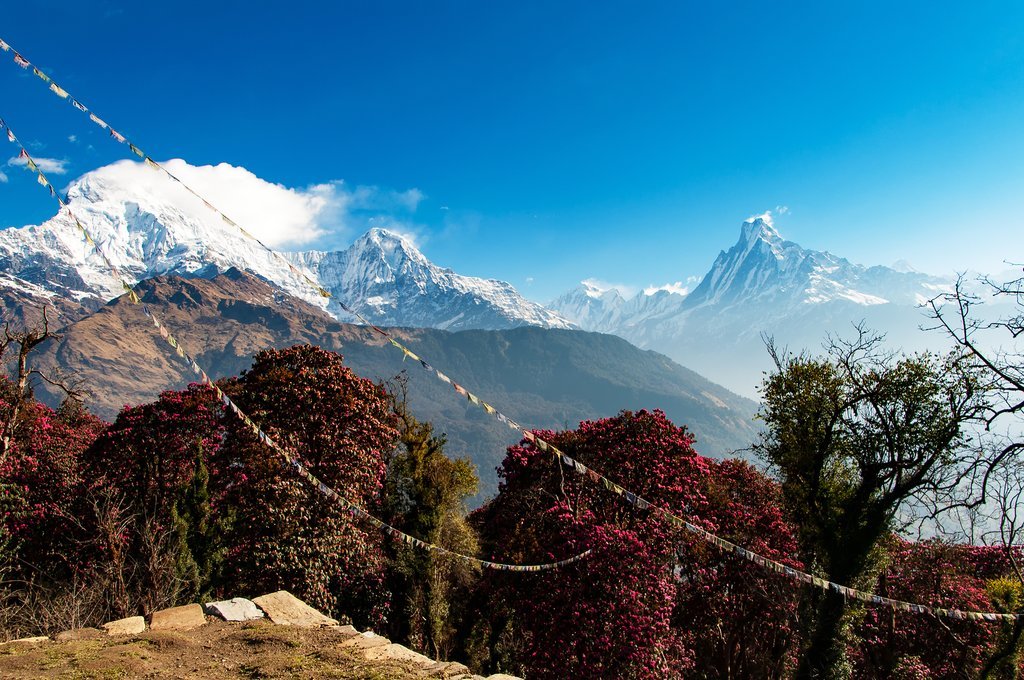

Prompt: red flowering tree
[217,345,399,628]
[471,409,801,679]
[81,384,227,613]
[0,381,106,576]
[852,539,1014,679]
[78,345,399,626]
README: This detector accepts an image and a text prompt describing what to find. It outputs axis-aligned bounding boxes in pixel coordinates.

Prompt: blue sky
[1,1,1022,302]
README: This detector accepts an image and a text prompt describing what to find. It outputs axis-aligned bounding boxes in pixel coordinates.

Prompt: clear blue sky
[1,1,1022,301]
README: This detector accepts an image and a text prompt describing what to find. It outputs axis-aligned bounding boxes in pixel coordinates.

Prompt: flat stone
[486,675,522,679]
[3,636,49,644]
[204,597,264,622]
[102,616,146,636]
[339,631,390,651]
[363,642,433,665]
[416,661,473,677]
[55,628,104,641]
[330,624,359,637]
[150,603,207,631]
[251,590,338,627]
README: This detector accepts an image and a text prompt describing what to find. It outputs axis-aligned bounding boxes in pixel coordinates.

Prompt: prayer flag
[49,83,69,98]
[89,113,108,128]
[13,53,29,68]
[110,129,126,143]
[0,39,10,51]
[129,142,144,158]
[6,129,14,143]
[71,99,87,112]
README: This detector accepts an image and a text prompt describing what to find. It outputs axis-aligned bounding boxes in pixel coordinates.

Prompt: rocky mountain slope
[31,270,760,500]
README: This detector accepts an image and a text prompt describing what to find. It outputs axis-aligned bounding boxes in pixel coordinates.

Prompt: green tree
[381,376,480,659]
[755,327,986,679]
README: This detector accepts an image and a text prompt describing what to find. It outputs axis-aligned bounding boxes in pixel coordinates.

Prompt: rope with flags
[0,36,330,300]
[1,38,1015,620]
[0,113,590,574]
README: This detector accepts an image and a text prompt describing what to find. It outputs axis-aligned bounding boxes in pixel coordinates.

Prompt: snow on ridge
[0,159,574,333]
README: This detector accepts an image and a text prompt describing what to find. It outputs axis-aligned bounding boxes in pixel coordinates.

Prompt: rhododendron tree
[853,539,1019,679]
[217,345,399,627]
[81,383,227,613]
[0,383,106,577]
[79,345,399,626]
[472,409,801,679]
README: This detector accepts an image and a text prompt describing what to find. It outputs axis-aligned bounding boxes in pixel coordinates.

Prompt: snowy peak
[739,213,783,249]
[296,228,573,331]
[356,228,428,269]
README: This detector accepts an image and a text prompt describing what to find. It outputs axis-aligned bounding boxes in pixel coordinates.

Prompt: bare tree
[0,306,83,462]
[926,268,1024,504]
[927,267,1024,675]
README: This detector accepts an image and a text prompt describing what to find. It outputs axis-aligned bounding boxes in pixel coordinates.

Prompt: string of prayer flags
[4,37,1016,617]
[0,114,589,576]
[0,36,331,301]
[320,299,1022,622]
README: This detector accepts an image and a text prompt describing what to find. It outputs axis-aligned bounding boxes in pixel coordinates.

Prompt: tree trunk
[795,592,850,680]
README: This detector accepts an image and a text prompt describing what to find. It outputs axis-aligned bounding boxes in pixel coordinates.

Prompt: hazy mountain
[551,214,955,397]
[30,270,760,501]
[0,160,571,332]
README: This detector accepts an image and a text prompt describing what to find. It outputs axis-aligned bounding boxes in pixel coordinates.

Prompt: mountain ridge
[0,160,572,333]
[30,270,761,500]
[550,213,955,396]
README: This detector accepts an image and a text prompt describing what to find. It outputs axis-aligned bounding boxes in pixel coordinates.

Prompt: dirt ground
[0,619,451,679]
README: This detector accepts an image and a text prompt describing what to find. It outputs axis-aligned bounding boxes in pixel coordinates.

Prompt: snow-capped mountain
[551,213,954,397]
[290,229,570,330]
[0,160,572,332]
[681,214,944,310]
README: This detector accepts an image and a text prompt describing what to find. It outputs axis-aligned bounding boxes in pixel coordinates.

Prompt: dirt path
[0,619,475,679]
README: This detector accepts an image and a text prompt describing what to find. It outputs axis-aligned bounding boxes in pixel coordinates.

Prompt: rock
[2,636,49,645]
[339,631,390,651]
[416,661,472,677]
[363,642,433,665]
[101,616,146,636]
[55,628,103,641]
[204,597,264,622]
[330,624,359,637]
[486,675,522,679]
[251,590,338,627]
[150,603,207,631]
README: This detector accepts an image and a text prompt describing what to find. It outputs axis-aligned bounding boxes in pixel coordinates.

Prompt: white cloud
[7,155,68,174]
[68,134,77,143]
[0,170,7,183]
[76,159,425,250]
[775,205,790,216]
[349,184,425,213]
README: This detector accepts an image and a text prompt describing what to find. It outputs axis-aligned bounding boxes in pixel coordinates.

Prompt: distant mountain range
[28,270,761,501]
[1,160,958,402]
[549,214,955,396]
